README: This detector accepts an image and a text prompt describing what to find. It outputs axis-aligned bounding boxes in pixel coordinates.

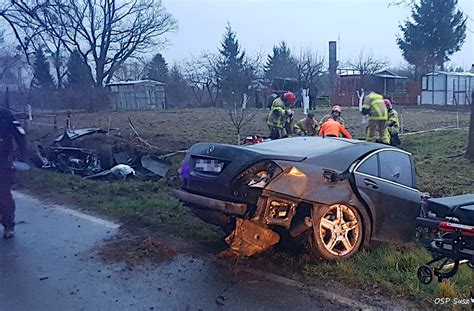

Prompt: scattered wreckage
[173,136,422,259]
[35,117,179,180]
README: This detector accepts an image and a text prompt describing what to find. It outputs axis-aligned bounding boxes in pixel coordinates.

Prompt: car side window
[357,154,378,176]
[379,151,413,187]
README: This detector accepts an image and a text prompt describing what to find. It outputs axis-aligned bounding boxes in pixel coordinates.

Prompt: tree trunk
[466,91,474,160]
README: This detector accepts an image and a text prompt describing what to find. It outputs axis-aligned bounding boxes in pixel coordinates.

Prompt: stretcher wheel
[417,265,434,285]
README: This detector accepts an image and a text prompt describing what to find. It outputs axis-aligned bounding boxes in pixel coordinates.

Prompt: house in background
[421,68,474,106]
[106,80,166,111]
[333,69,409,106]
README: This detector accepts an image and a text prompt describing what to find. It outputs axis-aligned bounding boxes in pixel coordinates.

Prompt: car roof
[247,136,377,157]
[247,137,391,170]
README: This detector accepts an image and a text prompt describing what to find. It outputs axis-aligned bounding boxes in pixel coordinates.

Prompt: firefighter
[362,91,389,144]
[319,117,352,139]
[293,113,319,136]
[385,99,401,147]
[266,92,296,139]
[0,106,27,239]
[320,105,345,126]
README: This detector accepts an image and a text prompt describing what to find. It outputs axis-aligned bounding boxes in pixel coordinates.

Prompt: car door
[352,149,421,243]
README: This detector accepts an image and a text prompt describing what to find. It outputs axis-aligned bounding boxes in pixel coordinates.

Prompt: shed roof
[423,71,474,77]
[337,69,407,79]
[374,69,407,79]
[106,79,165,86]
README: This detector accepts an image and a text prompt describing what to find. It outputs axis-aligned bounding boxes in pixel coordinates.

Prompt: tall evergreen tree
[397,0,466,79]
[32,49,54,89]
[264,41,298,81]
[145,53,169,82]
[66,50,93,88]
[217,24,248,105]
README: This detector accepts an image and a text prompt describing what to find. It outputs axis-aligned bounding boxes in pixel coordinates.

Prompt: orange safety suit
[319,119,352,139]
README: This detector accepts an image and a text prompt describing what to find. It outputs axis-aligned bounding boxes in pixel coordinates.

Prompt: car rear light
[179,163,190,180]
[234,161,282,189]
[439,221,474,236]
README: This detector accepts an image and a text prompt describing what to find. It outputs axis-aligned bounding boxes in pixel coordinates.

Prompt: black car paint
[178,137,421,245]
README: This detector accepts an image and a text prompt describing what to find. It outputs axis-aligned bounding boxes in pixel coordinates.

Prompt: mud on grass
[98,230,177,266]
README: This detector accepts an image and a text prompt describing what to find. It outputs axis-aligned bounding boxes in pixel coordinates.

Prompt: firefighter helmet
[283,92,296,105]
[331,105,342,113]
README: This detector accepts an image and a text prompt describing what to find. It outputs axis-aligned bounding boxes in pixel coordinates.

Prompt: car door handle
[364,178,379,189]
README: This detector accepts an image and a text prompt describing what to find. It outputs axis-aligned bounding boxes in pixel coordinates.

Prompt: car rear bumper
[171,189,248,215]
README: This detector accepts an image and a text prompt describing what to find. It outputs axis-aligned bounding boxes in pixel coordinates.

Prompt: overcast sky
[161,0,474,70]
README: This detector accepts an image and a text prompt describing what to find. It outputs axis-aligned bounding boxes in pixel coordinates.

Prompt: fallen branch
[128,117,187,156]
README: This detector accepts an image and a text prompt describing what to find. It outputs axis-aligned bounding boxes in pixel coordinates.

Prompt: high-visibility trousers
[366,120,389,144]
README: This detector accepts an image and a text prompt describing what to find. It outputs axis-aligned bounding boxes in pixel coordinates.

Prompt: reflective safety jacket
[319,119,352,139]
[266,98,287,129]
[293,118,319,136]
[387,109,400,134]
[362,93,388,121]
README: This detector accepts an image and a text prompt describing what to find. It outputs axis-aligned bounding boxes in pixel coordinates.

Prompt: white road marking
[54,206,119,229]
[13,191,119,229]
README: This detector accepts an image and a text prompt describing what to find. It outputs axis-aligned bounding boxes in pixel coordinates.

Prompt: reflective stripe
[365,93,388,121]
[387,109,400,134]
[267,98,287,128]
[370,99,388,120]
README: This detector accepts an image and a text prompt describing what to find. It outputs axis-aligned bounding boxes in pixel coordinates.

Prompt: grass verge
[14,128,474,308]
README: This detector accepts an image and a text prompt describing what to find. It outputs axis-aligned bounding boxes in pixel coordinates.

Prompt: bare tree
[200,53,222,106]
[347,51,390,89]
[112,58,147,82]
[228,105,258,145]
[183,54,222,107]
[297,50,325,86]
[2,0,177,87]
[0,30,22,80]
[182,57,208,106]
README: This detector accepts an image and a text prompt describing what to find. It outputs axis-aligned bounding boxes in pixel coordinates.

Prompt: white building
[106,80,166,111]
[421,69,474,106]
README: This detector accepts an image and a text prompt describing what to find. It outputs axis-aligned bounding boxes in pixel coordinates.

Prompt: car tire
[307,203,364,260]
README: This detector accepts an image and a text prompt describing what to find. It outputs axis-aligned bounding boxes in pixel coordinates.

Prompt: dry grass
[29,106,470,149]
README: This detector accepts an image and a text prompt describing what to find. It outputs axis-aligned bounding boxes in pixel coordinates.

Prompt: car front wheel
[308,203,363,260]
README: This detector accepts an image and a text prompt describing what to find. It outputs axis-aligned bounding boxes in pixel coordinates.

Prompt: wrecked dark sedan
[172,137,421,260]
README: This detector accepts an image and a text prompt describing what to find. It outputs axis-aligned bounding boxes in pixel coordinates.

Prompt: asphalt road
[0,192,369,311]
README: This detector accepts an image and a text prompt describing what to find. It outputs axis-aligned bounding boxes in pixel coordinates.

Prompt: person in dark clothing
[0,107,27,239]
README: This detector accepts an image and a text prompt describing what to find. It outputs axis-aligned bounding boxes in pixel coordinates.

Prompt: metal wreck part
[225,219,280,256]
[141,155,171,177]
[55,128,107,145]
[43,147,101,176]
